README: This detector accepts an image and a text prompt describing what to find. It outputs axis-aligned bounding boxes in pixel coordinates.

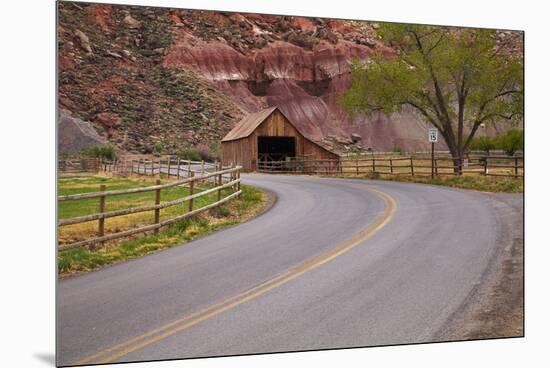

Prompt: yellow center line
[73,183,397,365]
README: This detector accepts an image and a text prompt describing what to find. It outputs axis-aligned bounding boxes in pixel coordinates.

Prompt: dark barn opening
[258,136,296,162]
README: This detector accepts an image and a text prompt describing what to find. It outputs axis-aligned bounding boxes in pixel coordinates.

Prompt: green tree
[497,128,524,156]
[340,24,523,172]
[470,135,496,154]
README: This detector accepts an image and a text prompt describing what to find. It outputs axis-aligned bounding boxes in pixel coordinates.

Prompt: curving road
[57,174,522,366]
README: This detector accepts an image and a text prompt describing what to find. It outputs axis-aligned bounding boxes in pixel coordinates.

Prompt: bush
[196,143,215,162]
[80,144,117,161]
[153,142,163,156]
[177,147,201,161]
[178,143,221,163]
[210,142,221,162]
[471,136,496,153]
[392,145,404,155]
[470,129,523,156]
[498,129,524,156]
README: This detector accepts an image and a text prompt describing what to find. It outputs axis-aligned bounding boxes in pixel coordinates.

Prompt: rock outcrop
[58,109,107,154]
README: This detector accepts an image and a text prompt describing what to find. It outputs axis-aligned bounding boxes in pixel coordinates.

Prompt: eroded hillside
[58,2,522,154]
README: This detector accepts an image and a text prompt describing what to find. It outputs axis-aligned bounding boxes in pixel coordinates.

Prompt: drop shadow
[34,353,56,366]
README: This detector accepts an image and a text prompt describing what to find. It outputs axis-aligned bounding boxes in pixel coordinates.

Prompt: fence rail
[58,165,242,251]
[258,155,523,178]
[58,158,99,173]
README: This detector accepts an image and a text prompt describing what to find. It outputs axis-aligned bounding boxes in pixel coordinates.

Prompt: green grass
[58,175,223,220]
[336,172,523,193]
[58,175,265,276]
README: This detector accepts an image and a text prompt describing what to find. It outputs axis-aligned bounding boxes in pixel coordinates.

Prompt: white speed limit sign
[428,128,438,143]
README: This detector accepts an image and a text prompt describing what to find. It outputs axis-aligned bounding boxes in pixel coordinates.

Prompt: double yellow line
[73,184,397,365]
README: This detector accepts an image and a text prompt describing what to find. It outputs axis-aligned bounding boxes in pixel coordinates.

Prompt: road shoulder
[434,192,524,340]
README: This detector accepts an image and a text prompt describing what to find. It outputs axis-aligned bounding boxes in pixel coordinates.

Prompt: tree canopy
[340,24,523,165]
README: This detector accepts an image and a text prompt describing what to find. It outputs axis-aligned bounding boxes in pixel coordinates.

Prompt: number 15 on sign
[428,128,438,143]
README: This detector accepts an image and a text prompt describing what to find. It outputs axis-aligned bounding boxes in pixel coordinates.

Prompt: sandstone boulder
[74,29,92,54]
[58,110,106,154]
[123,15,141,29]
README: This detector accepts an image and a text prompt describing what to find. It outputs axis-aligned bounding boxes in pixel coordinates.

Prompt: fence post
[217,164,223,202]
[201,160,205,177]
[484,157,488,176]
[231,163,235,192]
[176,158,181,180]
[356,159,359,176]
[372,157,376,174]
[188,172,195,212]
[154,179,161,235]
[187,160,192,177]
[435,158,438,176]
[390,158,393,174]
[237,167,241,197]
[150,160,154,176]
[97,184,106,250]
[514,157,518,178]
[410,157,414,176]
[167,157,171,178]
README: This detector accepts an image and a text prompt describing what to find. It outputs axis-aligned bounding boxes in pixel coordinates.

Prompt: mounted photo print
[56,1,524,366]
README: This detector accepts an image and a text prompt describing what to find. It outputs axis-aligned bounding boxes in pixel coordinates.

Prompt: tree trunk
[442,133,463,175]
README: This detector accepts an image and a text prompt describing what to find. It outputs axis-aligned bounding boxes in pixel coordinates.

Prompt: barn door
[257,136,296,172]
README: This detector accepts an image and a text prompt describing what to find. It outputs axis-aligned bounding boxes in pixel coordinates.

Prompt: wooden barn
[221,107,340,172]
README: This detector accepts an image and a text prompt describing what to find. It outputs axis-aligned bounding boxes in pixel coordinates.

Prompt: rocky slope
[57,2,520,155]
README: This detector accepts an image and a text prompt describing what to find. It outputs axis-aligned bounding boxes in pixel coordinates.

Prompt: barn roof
[221,107,278,142]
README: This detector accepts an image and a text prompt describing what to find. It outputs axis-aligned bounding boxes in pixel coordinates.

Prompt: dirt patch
[435,193,524,340]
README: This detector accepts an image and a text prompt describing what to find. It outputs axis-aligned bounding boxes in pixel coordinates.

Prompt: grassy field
[332,153,523,192]
[331,172,523,193]
[58,174,265,276]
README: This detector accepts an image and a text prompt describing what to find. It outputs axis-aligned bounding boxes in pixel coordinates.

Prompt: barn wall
[221,138,253,171]
[222,109,339,172]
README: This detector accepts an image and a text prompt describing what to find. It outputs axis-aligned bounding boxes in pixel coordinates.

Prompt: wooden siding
[222,109,339,172]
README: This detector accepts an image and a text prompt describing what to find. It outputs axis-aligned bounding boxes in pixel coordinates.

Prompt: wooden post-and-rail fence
[89,157,220,180]
[58,165,242,251]
[257,155,524,178]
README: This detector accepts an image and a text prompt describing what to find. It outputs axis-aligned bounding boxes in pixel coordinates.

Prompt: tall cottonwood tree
[340,24,523,172]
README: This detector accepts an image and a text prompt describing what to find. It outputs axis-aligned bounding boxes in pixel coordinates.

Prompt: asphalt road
[57,174,522,366]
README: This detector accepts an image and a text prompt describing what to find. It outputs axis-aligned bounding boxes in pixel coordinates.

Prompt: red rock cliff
[58,3,451,154]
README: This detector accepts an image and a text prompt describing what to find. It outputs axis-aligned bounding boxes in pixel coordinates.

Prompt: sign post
[428,128,438,179]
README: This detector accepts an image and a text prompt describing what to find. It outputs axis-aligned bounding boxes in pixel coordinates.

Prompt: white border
[2,1,548,367]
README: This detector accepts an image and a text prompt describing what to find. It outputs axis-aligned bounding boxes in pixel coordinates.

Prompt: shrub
[153,142,163,156]
[209,142,221,162]
[80,144,117,161]
[498,129,524,156]
[177,147,201,161]
[471,136,496,154]
[392,145,404,155]
[196,143,215,162]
